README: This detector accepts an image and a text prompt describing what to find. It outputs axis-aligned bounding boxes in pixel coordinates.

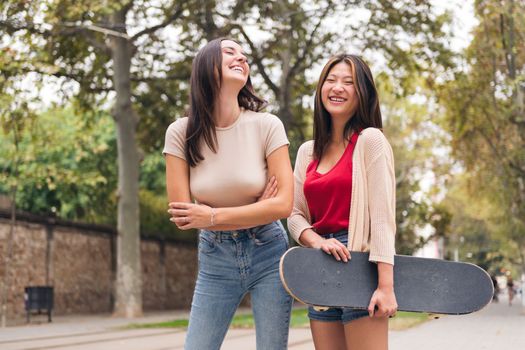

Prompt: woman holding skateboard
[163,38,294,349]
[288,54,397,350]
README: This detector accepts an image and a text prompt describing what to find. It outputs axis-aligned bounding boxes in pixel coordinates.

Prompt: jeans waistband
[322,230,348,239]
[202,221,281,242]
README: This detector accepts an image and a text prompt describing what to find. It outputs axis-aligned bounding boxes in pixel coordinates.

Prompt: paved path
[1,299,523,349]
[390,297,524,350]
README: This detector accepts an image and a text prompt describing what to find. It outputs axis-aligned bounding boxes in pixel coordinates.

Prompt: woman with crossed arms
[164,38,293,349]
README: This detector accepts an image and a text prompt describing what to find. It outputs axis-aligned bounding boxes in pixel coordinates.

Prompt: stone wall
[0,211,198,325]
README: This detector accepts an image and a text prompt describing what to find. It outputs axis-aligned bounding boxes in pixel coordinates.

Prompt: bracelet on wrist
[210,207,216,226]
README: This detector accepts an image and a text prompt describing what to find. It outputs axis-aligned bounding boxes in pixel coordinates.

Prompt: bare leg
[310,320,346,350]
[344,316,388,350]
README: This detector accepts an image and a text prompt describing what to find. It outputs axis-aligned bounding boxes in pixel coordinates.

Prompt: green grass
[288,308,310,328]
[130,318,190,328]
[128,308,432,330]
[389,311,435,330]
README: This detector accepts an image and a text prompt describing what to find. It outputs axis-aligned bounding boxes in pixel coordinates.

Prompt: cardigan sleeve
[365,131,397,265]
[287,141,314,244]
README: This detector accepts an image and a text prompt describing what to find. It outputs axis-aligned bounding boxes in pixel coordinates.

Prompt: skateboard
[279,247,493,315]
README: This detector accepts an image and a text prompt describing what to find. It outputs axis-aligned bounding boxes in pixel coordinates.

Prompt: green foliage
[378,73,440,255]
[363,0,455,95]
[0,103,191,239]
[438,0,525,271]
[438,175,516,274]
[140,153,166,194]
[138,152,196,240]
[0,107,118,222]
[139,188,196,242]
[1,0,196,150]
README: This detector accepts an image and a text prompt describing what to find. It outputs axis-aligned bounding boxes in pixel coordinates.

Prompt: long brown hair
[185,37,266,167]
[313,54,382,160]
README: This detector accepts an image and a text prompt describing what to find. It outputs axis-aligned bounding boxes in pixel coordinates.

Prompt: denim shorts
[307,230,370,324]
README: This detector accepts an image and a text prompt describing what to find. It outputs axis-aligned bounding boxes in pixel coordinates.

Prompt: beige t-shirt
[163,109,289,208]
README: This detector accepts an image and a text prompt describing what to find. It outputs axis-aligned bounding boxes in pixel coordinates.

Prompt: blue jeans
[307,231,370,324]
[185,221,293,350]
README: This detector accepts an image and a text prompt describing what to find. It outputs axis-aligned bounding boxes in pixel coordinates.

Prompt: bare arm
[165,154,191,203]
[167,145,293,230]
[287,143,315,242]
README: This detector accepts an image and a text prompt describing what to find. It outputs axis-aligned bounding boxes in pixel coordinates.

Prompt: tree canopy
[438,0,525,275]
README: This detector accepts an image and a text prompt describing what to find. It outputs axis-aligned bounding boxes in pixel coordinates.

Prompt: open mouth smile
[328,96,347,104]
[230,65,245,74]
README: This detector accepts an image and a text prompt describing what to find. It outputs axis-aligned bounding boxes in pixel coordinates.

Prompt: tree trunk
[110,8,143,318]
[278,41,292,131]
[203,0,219,40]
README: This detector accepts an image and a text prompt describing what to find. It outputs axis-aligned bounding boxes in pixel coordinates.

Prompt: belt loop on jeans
[325,231,347,240]
[215,232,222,243]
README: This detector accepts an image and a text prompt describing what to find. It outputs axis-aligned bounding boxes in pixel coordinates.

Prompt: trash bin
[24,286,53,323]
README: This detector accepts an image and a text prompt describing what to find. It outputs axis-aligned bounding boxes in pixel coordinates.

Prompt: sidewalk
[0,299,523,349]
[389,296,525,350]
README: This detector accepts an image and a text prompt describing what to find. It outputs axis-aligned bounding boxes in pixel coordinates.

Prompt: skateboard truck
[312,306,330,312]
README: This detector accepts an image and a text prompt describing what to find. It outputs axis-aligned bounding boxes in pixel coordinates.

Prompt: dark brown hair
[313,54,382,160]
[185,37,266,167]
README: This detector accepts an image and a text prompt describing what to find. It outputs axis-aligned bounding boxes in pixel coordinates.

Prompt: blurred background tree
[1,0,198,318]
[438,0,525,279]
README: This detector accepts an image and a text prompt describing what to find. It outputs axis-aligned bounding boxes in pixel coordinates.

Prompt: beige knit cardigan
[287,127,396,265]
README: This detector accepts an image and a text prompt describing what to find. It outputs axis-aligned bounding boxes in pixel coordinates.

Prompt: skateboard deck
[279,247,493,315]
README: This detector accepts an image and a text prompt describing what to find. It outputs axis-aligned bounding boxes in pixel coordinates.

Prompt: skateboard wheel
[313,306,329,312]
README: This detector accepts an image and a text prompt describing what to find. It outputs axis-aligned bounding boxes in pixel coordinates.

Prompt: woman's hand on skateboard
[299,229,351,262]
[367,286,398,318]
[312,235,350,262]
[298,229,350,262]
[318,238,350,262]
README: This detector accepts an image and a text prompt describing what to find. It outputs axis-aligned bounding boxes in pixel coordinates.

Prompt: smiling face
[320,61,358,122]
[220,40,249,88]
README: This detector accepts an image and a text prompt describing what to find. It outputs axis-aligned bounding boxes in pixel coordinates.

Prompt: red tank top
[303,132,358,235]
